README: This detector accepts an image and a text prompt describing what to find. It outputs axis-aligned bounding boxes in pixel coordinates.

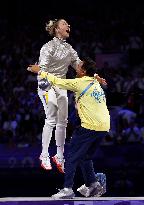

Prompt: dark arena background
[0,0,144,204]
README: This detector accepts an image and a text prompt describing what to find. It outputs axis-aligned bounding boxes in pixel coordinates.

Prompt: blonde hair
[45,19,60,36]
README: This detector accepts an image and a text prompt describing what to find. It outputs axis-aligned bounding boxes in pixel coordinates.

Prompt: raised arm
[69,45,81,70]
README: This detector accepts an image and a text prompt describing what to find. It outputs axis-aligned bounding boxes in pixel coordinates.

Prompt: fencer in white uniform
[38,19,81,172]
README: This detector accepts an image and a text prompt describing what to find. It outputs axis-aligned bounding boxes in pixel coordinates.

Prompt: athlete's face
[55,19,70,39]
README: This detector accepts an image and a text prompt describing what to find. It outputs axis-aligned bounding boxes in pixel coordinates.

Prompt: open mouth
[66,29,70,34]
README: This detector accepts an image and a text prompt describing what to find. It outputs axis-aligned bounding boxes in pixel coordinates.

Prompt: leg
[55,89,68,158]
[80,160,96,187]
[38,88,57,169]
[52,128,107,199]
[80,134,104,186]
[64,127,102,188]
[41,102,57,157]
[77,132,107,197]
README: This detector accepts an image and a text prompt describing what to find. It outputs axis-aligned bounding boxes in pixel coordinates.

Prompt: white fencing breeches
[38,86,68,157]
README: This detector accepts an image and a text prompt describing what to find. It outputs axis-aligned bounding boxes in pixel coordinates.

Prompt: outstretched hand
[94,74,107,85]
[27,65,40,74]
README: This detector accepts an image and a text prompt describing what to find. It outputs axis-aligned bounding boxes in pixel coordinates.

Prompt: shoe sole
[52,156,64,174]
[52,193,75,199]
[41,163,52,171]
[93,190,106,197]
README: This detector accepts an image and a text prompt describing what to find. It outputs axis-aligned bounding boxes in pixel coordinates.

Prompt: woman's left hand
[94,74,107,85]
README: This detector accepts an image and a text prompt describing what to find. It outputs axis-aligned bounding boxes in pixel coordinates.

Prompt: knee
[45,118,56,128]
[56,120,68,128]
[57,114,68,128]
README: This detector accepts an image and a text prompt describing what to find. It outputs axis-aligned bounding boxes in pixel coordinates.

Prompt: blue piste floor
[0,197,144,205]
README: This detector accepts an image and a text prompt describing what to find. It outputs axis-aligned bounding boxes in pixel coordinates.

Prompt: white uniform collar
[53,37,66,43]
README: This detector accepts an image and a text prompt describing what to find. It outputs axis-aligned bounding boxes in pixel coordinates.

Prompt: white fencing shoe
[40,155,52,170]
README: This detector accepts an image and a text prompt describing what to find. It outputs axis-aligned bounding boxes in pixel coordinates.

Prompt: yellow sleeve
[40,71,79,92]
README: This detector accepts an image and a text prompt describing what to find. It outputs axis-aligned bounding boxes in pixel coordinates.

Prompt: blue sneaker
[95,173,106,194]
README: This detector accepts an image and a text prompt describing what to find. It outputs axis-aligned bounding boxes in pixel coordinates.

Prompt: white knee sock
[41,123,53,157]
[55,125,66,159]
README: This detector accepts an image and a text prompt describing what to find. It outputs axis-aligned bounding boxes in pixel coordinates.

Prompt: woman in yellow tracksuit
[28,57,110,199]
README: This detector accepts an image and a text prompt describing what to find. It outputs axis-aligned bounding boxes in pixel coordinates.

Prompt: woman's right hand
[27,65,40,74]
